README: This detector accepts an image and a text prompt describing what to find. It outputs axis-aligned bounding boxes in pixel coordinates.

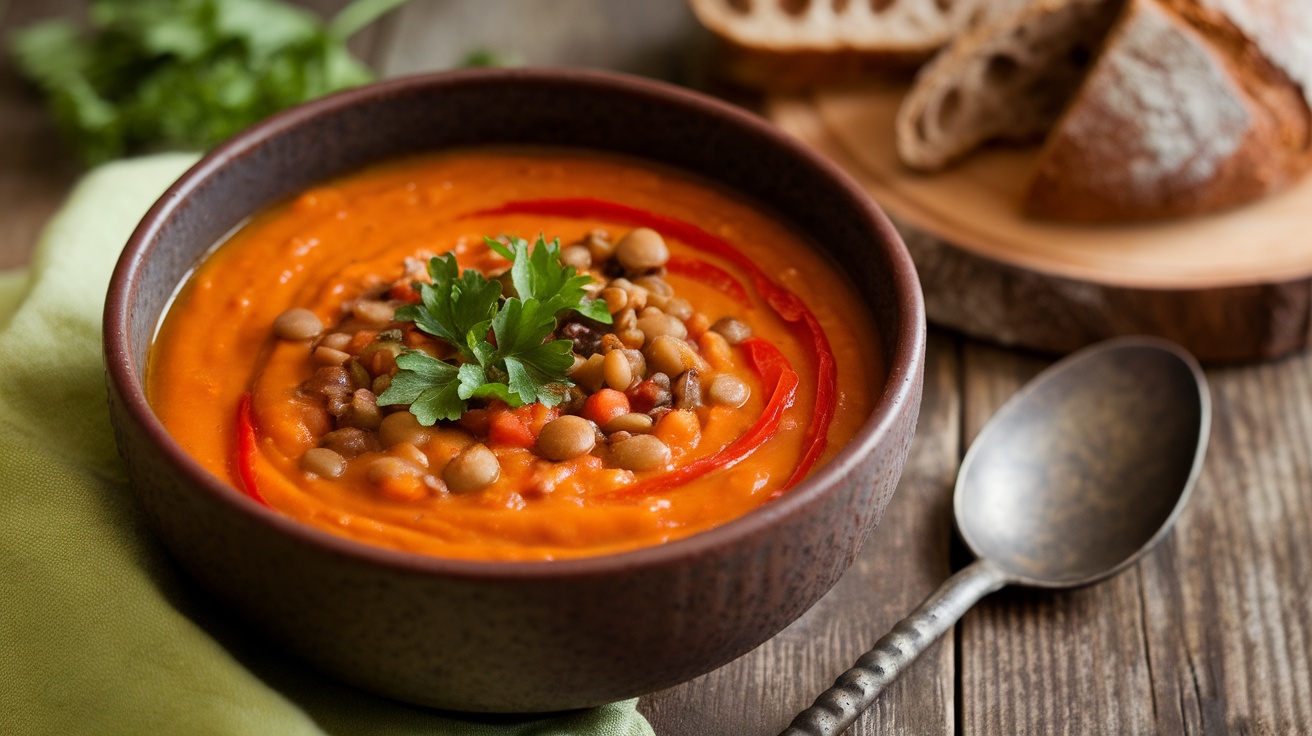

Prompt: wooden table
[4,2,1309,734]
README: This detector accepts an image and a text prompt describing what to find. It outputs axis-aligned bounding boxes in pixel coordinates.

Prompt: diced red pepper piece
[467,198,838,494]
[235,393,268,506]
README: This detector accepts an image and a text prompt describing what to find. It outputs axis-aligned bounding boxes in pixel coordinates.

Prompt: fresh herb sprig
[8,0,409,164]
[379,235,612,425]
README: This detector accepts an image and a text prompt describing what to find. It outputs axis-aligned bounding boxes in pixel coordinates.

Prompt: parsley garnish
[378,236,612,425]
[8,0,408,164]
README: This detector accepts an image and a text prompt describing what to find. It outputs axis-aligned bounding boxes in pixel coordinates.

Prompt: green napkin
[0,154,655,736]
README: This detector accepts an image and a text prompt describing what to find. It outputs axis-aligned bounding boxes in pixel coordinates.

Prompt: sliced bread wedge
[894,0,1124,172]
[688,0,1037,88]
[1022,0,1312,220]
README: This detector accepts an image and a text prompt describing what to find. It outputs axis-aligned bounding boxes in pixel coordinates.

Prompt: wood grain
[640,332,962,734]
[766,91,1312,362]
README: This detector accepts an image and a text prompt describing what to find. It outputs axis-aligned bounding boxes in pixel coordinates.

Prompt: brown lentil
[443,443,500,494]
[637,312,683,343]
[560,244,593,271]
[378,410,433,447]
[301,447,346,478]
[313,346,351,366]
[673,369,702,410]
[368,456,422,484]
[711,317,752,345]
[633,275,673,297]
[599,287,629,314]
[603,412,654,434]
[351,299,395,326]
[344,389,382,430]
[392,442,430,469]
[615,228,670,272]
[664,297,693,321]
[273,308,323,340]
[618,329,645,349]
[708,374,751,408]
[321,427,380,458]
[583,229,614,261]
[537,415,597,461]
[319,332,352,351]
[603,349,634,391]
[610,434,671,471]
[646,335,704,378]
[568,353,606,393]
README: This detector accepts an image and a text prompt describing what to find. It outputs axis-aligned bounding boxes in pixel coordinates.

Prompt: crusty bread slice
[1023,0,1312,221]
[894,0,1123,172]
[688,0,1035,55]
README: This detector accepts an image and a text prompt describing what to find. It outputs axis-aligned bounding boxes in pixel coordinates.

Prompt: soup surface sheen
[149,148,881,560]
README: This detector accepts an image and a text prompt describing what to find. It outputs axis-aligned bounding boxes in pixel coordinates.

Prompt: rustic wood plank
[956,343,1168,735]
[1136,355,1312,735]
[640,332,962,734]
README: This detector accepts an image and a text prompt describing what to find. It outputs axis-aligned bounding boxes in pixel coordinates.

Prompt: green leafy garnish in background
[379,236,613,426]
[7,0,409,163]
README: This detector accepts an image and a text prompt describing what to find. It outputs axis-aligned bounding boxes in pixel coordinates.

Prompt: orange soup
[148,148,881,561]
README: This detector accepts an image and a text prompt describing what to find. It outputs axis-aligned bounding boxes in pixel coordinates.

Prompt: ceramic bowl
[103,68,925,713]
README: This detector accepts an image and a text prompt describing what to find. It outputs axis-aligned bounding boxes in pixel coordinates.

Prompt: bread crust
[688,0,1033,88]
[894,0,1122,172]
[1023,0,1312,221]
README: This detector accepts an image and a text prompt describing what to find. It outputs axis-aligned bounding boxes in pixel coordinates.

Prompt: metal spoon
[784,337,1210,736]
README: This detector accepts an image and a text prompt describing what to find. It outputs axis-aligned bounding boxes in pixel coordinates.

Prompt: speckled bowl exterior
[103,69,925,713]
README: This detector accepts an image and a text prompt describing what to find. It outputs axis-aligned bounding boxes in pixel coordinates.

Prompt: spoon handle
[782,560,1008,736]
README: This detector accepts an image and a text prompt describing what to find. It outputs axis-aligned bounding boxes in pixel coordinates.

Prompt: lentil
[320,332,352,351]
[615,228,670,272]
[708,374,751,408]
[537,415,597,461]
[443,443,500,494]
[273,308,323,340]
[673,369,702,410]
[379,410,433,447]
[604,412,654,434]
[351,299,395,325]
[560,244,593,271]
[603,349,634,390]
[301,447,346,478]
[610,434,671,471]
[313,346,351,366]
[711,317,752,345]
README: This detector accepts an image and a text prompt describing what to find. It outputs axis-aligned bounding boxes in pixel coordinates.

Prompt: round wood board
[766,85,1312,363]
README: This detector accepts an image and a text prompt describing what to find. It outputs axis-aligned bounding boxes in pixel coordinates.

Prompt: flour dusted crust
[689,0,1034,88]
[894,0,1121,171]
[1023,0,1312,221]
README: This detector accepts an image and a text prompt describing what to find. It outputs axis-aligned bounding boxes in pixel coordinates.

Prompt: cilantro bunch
[379,236,613,426]
[8,0,408,163]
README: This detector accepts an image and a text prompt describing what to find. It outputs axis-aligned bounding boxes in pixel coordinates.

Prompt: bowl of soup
[104,68,925,712]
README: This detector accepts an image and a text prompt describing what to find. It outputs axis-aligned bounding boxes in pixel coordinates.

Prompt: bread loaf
[895,0,1312,221]
[1023,0,1312,220]
[894,0,1122,171]
[688,0,1035,89]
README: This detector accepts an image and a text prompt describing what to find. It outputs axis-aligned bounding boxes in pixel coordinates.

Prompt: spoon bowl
[957,338,1208,587]
[786,337,1209,735]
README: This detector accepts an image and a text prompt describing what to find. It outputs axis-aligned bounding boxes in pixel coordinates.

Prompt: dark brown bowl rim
[104,67,925,581]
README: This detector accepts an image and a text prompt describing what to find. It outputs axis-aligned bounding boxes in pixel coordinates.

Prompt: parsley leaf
[8,0,407,164]
[379,238,608,424]
[486,235,613,324]
[379,352,463,425]
[396,253,501,359]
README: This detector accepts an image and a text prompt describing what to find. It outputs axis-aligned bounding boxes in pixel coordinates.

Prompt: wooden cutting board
[766,85,1312,363]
